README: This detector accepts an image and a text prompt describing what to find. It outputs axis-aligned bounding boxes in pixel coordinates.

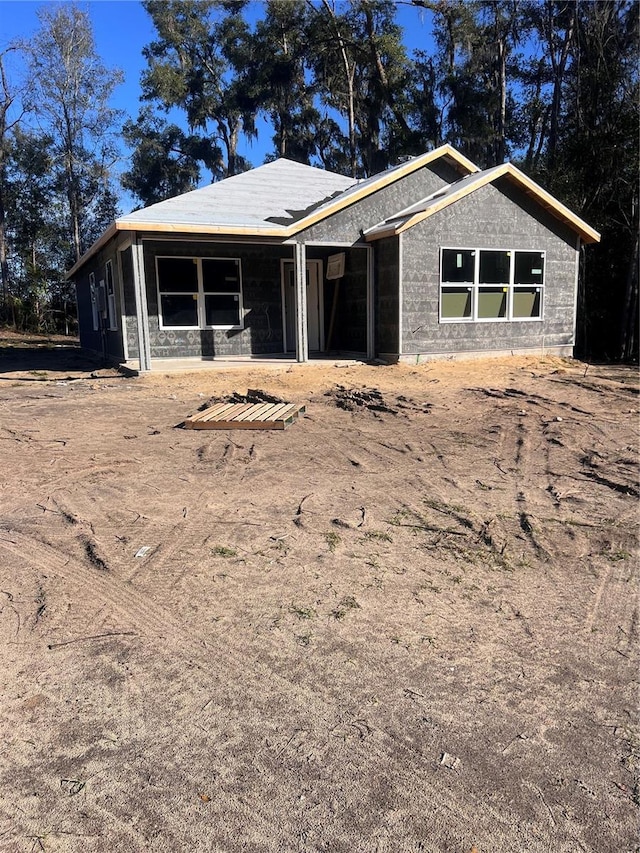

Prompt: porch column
[366,245,375,360]
[294,241,308,363]
[132,234,152,373]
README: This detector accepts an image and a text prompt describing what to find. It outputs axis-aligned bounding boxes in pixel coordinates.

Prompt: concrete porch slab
[120,353,368,375]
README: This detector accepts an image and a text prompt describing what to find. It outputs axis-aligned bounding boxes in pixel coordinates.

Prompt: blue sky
[0,1,436,212]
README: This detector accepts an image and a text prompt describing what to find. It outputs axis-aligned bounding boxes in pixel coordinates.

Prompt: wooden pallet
[184,401,305,430]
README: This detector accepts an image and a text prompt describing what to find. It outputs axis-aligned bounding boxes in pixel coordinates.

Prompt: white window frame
[105,259,117,331]
[89,272,99,331]
[439,247,545,324]
[156,255,244,331]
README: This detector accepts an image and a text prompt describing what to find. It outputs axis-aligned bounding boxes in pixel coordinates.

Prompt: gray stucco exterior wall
[335,248,367,352]
[400,178,578,358]
[75,269,99,352]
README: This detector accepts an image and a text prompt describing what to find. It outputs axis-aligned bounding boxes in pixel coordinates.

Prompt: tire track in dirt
[0,525,550,851]
[3,365,637,851]
[0,531,175,640]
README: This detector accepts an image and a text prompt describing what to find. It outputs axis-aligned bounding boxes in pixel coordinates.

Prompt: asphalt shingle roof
[118,159,356,232]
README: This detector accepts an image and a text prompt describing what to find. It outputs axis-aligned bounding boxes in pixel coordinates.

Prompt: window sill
[159,325,245,332]
[439,317,543,324]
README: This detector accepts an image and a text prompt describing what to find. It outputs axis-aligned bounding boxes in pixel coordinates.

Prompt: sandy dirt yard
[0,332,638,853]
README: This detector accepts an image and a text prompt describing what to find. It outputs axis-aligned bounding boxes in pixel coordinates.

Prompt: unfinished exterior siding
[140,240,288,358]
[121,247,139,359]
[375,236,400,356]
[75,268,100,353]
[400,179,578,357]
[302,246,368,352]
[298,160,461,245]
[336,248,367,352]
[75,244,125,361]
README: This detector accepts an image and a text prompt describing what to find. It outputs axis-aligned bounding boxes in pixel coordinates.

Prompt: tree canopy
[0,3,123,332]
[0,0,637,360]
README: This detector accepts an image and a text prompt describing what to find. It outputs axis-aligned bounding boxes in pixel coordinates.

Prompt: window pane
[478,287,507,318]
[441,287,472,318]
[515,252,544,285]
[161,294,198,326]
[479,251,510,284]
[205,293,240,326]
[442,249,474,282]
[202,259,240,293]
[513,287,541,318]
[157,257,198,293]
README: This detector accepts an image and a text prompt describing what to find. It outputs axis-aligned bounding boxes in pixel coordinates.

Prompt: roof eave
[364,226,400,242]
[65,219,289,279]
[366,162,601,245]
[503,166,601,243]
[66,146,483,276]
[66,221,119,279]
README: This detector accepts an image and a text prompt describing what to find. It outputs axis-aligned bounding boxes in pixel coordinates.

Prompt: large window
[440,248,544,322]
[156,256,243,329]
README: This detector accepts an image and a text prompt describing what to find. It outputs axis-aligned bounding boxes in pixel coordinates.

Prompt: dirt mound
[199,387,286,411]
[325,385,431,416]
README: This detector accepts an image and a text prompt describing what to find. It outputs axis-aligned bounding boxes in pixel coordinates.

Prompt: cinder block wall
[139,241,286,358]
[375,237,400,356]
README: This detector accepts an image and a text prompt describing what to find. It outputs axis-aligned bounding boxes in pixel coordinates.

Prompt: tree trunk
[0,50,19,318]
[544,0,575,169]
[619,229,639,361]
[320,0,357,177]
[0,183,9,315]
[495,35,507,164]
[524,60,545,169]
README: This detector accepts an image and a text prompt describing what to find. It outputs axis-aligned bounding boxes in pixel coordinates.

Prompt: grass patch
[363,530,393,543]
[606,549,631,562]
[331,595,360,620]
[211,545,237,558]
[289,603,316,620]
[325,530,341,552]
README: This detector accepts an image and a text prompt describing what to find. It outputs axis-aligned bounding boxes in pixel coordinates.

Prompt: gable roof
[66,144,478,278]
[364,162,601,244]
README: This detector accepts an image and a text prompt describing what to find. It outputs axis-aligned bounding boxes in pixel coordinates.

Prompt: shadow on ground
[0,337,118,380]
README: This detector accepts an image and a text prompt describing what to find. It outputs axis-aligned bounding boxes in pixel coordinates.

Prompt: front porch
[122,236,374,373]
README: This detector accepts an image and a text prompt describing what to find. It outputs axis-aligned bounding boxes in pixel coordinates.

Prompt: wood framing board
[184,402,306,430]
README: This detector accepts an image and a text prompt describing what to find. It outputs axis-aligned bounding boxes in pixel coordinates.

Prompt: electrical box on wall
[326,253,345,280]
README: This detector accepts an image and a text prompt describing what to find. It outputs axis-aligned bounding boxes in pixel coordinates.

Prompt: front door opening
[282,260,323,353]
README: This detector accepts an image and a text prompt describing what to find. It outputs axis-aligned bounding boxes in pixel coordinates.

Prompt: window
[440,248,544,322]
[105,260,117,330]
[202,258,241,327]
[513,251,544,319]
[156,256,243,329]
[157,257,199,327]
[89,272,99,331]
